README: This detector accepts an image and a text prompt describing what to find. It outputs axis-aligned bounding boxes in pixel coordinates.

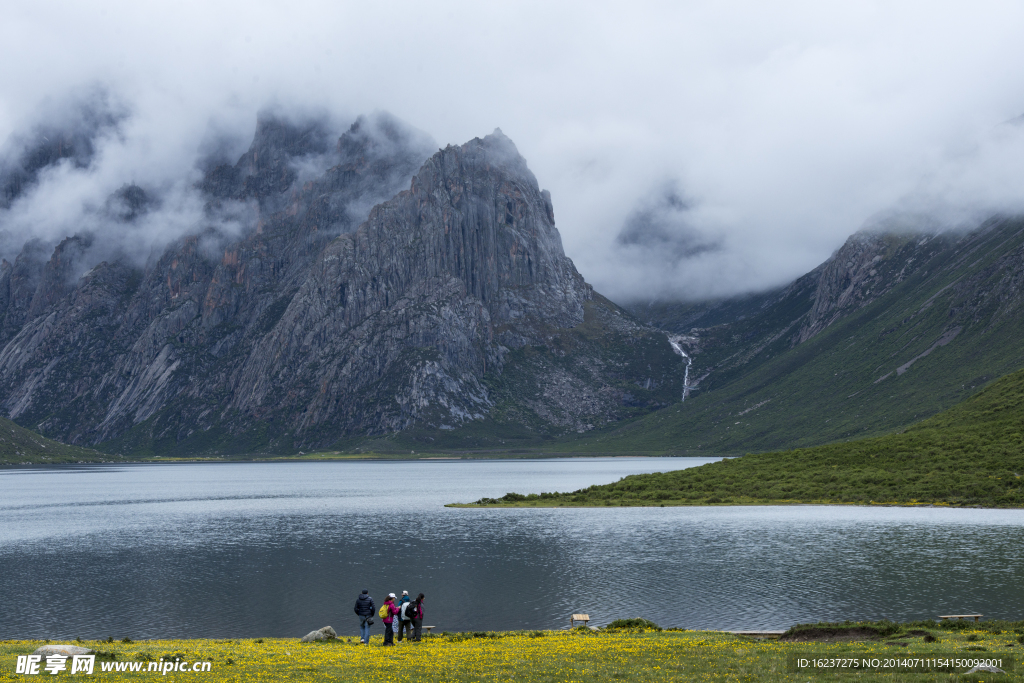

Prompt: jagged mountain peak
[447,128,537,186]
[249,109,335,160]
[0,115,682,454]
[339,112,434,161]
[411,129,555,241]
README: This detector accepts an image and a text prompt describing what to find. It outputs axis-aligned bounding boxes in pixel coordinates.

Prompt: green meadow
[454,365,1024,508]
[2,620,1020,682]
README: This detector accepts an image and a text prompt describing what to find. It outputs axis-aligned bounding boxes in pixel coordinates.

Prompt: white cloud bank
[2,0,1024,302]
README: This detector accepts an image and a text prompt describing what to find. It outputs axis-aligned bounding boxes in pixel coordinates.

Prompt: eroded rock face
[0,116,682,453]
[220,130,593,437]
[795,230,924,343]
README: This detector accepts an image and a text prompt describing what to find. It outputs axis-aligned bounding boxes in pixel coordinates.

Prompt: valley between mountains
[1,110,1023,509]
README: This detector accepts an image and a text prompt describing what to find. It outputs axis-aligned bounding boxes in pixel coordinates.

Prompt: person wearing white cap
[389,594,401,639]
[397,591,412,642]
[381,594,399,646]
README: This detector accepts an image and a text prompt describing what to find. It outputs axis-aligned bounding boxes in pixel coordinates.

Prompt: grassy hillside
[456,365,1024,508]
[0,416,114,465]
[558,218,1024,455]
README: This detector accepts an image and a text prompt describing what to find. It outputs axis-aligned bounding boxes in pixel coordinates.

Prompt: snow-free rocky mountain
[612,216,1024,454]
[4,108,1024,460]
[0,113,683,455]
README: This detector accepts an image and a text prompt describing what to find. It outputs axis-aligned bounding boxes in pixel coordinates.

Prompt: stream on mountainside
[668,335,694,401]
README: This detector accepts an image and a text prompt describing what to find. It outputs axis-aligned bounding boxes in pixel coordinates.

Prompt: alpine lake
[2,458,1023,640]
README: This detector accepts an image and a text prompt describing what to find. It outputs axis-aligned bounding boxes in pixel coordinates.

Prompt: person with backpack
[397,591,411,642]
[408,593,425,642]
[379,594,399,646]
[399,595,418,641]
[353,589,375,645]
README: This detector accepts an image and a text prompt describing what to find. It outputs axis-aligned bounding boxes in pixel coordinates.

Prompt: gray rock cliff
[0,114,682,453]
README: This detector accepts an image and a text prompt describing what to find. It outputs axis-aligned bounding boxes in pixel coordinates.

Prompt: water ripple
[1,460,1023,638]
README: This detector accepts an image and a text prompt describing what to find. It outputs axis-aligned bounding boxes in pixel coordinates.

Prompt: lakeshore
[0,449,707,467]
[5,462,1024,637]
[3,622,1022,682]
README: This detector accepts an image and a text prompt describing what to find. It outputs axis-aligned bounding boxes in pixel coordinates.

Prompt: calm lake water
[1,458,1023,639]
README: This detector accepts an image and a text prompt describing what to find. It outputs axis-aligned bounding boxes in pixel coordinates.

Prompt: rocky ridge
[600,215,1024,453]
[0,113,682,454]
[629,223,1008,396]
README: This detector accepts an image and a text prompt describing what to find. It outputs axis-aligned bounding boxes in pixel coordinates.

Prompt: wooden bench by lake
[423,626,436,635]
[570,614,590,627]
[938,614,982,622]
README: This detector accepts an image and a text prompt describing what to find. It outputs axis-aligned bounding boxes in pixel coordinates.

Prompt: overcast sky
[2,1,1024,302]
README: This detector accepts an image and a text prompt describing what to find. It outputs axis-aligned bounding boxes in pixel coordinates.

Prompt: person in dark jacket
[409,593,425,642]
[397,591,411,642]
[353,589,375,644]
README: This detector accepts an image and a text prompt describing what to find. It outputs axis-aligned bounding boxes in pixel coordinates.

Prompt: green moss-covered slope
[456,365,1024,508]
[0,416,115,465]
[559,218,1024,456]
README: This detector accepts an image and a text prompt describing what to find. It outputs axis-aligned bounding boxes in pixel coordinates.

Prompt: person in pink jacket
[381,594,399,646]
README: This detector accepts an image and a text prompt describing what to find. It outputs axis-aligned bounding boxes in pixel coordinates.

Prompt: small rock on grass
[966,664,1005,674]
[300,626,337,643]
[33,645,94,657]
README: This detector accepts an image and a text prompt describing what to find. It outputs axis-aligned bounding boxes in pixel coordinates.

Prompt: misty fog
[2,1,1024,304]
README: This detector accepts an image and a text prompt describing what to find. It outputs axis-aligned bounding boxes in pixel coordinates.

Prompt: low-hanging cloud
[0,93,426,280]
[616,182,721,259]
[2,0,1024,303]
[0,93,245,274]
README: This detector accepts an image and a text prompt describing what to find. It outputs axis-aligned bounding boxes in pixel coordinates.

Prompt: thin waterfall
[668,334,694,402]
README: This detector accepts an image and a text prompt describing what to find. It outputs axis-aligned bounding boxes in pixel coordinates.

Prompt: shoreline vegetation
[3,621,1021,682]
[0,416,111,465]
[453,367,1024,509]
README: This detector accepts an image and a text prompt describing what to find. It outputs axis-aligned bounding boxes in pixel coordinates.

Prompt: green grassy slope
[0,416,113,464]
[456,365,1024,507]
[558,218,1024,455]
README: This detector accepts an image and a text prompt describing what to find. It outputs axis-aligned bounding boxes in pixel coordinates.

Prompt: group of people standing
[353,589,425,646]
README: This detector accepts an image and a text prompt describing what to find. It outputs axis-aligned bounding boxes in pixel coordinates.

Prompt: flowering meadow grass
[2,625,1021,682]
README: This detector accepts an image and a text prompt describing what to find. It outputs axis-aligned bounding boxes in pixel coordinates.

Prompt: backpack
[379,604,390,619]
[401,602,416,621]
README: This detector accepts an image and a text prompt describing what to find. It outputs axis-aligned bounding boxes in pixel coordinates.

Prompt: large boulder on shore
[33,645,94,657]
[300,626,337,643]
